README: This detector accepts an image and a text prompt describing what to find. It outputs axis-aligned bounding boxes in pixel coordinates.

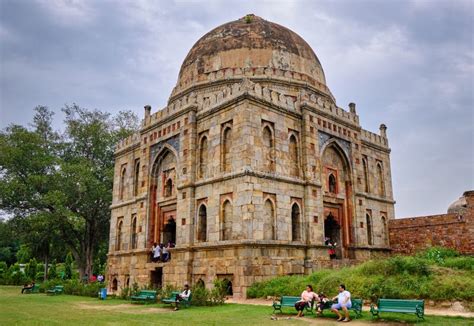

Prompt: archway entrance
[324,212,342,259]
[162,216,176,245]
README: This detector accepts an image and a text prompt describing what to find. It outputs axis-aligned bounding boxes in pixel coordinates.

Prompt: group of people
[295,284,352,322]
[151,241,175,263]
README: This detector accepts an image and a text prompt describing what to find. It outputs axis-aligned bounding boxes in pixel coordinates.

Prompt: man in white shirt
[331,284,352,322]
[174,284,191,310]
[153,244,161,262]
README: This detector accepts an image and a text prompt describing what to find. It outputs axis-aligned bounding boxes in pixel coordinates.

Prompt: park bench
[318,298,363,318]
[370,299,424,320]
[130,290,157,304]
[161,291,192,308]
[23,284,40,294]
[272,296,315,315]
[46,285,64,295]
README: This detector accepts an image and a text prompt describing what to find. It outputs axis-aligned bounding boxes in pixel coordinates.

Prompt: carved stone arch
[288,131,300,177]
[148,145,178,246]
[149,143,179,176]
[220,198,233,241]
[263,197,276,240]
[320,139,353,177]
[198,134,209,178]
[221,124,233,173]
[116,218,123,251]
[290,200,302,242]
[119,165,127,200]
[197,203,208,242]
[376,162,385,197]
[262,122,275,172]
[366,213,373,246]
[131,215,138,250]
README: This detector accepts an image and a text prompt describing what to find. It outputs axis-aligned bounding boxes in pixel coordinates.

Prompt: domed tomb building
[107,15,395,297]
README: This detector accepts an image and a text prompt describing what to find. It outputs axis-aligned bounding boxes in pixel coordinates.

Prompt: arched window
[263,199,275,240]
[362,157,369,193]
[199,136,208,178]
[222,127,232,172]
[197,205,207,242]
[116,220,123,251]
[134,160,140,197]
[328,174,337,194]
[221,200,232,240]
[165,178,173,197]
[119,167,126,200]
[262,126,275,172]
[291,203,301,241]
[112,278,118,291]
[366,214,373,246]
[289,135,299,177]
[381,216,388,245]
[377,163,385,197]
[196,279,205,288]
[131,215,137,250]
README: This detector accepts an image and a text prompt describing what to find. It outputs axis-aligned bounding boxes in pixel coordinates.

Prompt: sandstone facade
[107,15,394,298]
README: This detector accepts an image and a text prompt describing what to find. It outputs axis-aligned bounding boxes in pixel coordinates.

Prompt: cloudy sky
[0,0,473,217]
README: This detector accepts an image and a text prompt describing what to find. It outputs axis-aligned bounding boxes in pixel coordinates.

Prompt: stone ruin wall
[389,192,474,255]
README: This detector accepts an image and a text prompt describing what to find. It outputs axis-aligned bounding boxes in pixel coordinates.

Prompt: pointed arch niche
[148,146,178,246]
[321,141,354,258]
[263,193,276,240]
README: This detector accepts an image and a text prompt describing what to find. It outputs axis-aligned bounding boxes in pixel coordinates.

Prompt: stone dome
[173,14,328,97]
[447,191,472,214]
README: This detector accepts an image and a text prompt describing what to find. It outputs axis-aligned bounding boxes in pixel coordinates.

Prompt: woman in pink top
[294,284,318,317]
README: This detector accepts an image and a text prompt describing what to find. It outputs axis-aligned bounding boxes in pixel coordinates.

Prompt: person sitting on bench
[21,282,35,294]
[174,284,191,311]
[331,284,352,322]
[294,284,318,317]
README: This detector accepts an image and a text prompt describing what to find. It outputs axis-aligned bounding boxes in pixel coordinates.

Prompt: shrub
[420,247,459,264]
[442,257,474,271]
[35,272,45,281]
[64,253,73,279]
[48,260,58,279]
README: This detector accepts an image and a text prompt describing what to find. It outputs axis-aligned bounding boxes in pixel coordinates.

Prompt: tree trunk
[44,253,49,281]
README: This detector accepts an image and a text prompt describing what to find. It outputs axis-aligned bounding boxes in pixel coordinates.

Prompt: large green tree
[0,105,138,277]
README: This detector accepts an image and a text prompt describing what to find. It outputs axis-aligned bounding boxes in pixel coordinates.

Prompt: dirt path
[75,302,169,314]
[226,298,474,318]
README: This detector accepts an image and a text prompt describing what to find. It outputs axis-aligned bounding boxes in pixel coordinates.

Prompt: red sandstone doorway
[161,209,176,245]
[324,205,344,259]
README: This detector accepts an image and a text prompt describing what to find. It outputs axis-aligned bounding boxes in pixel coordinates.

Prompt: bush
[442,257,474,271]
[420,247,459,264]
[247,251,474,303]
[188,279,227,306]
[48,260,58,279]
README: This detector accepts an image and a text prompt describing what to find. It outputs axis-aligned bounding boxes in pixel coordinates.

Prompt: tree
[16,245,31,264]
[48,260,57,279]
[64,252,73,280]
[0,105,138,278]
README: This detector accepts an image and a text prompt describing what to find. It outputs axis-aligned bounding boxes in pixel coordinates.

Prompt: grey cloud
[0,0,472,217]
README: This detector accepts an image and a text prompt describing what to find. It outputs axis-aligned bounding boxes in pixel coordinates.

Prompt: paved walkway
[226,298,474,318]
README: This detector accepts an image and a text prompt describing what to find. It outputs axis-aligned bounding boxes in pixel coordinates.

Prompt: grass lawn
[0,286,472,326]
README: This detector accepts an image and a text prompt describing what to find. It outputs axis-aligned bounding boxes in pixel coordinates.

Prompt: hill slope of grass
[247,248,474,303]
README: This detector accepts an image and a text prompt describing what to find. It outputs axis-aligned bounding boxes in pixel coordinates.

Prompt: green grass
[247,255,474,303]
[0,286,472,325]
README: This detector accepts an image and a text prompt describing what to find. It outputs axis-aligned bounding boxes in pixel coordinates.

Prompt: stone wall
[389,192,474,255]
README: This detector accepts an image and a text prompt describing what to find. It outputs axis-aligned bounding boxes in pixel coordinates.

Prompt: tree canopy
[0,105,138,277]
